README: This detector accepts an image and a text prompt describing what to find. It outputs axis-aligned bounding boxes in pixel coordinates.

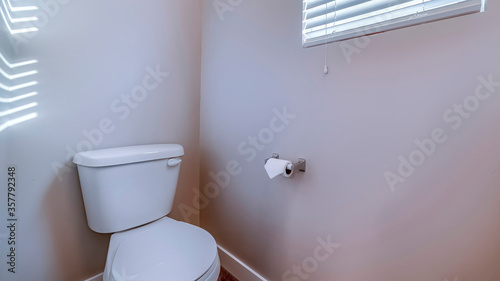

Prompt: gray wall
[200,1,500,280]
[0,1,202,280]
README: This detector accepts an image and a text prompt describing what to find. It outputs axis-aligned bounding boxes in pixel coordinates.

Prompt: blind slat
[304,0,335,11]
[303,0,484,47]
[305,0,417,30]
[305,0,378,20]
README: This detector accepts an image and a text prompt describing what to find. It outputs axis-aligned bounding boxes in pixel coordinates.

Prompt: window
[302,0,487,47]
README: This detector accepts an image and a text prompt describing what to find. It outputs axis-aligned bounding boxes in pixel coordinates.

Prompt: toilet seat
[104,217,219,281]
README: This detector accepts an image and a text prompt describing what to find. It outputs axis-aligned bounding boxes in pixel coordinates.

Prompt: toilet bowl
[73,144,220,281]
[105,217,220,281]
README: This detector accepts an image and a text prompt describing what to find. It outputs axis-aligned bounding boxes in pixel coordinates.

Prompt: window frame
[302,0,488,48]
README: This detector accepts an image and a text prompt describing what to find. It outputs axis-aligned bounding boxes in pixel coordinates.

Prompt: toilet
[73,144,220,281]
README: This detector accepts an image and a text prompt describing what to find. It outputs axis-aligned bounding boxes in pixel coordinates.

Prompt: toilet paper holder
[265,153,306,173]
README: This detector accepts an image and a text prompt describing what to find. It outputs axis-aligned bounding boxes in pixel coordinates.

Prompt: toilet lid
[110,218,217,281]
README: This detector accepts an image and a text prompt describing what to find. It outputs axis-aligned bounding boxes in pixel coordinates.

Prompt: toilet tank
[73,144,184,233]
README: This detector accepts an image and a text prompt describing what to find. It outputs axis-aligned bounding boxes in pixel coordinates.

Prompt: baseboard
[217,245,268,281]
[84,273,103,281]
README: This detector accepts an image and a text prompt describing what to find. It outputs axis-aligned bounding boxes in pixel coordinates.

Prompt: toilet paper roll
[284,163,294,178]
[265,158,293,179]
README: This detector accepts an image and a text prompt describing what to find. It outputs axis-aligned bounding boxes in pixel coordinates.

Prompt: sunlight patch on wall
[0,0,39,133]
[0,102,37,117]
[0,91,37,103]
[1,67,37,79]
[0,112,37,132]
[0,53,37,67]
[0,55,38,132]
[5,0,38,12]
[0,0,38,34]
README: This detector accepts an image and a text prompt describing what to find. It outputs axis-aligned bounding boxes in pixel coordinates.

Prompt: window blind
[302,0,487,47]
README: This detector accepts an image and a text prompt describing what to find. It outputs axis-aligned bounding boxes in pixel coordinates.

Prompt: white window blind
[302,0,487,47]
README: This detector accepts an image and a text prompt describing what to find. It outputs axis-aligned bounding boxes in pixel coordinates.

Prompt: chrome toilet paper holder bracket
[265,153,306,173]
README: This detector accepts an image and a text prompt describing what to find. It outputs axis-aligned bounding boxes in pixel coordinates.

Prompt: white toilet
[73,144,220,281]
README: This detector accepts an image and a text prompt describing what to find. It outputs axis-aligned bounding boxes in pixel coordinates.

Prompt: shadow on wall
[42,167,109,281]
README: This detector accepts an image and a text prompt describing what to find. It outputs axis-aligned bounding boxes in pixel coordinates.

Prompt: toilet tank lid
[73,144,184,167]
